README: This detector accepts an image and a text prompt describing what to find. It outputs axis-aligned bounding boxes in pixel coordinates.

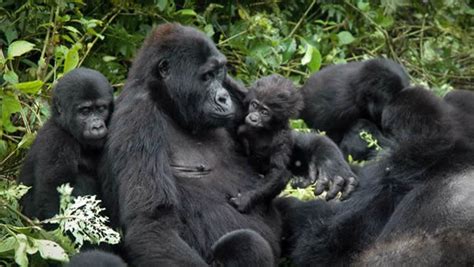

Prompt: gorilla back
[100,23,281,266]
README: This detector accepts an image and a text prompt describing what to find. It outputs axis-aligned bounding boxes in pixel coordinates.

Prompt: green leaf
[307,47,321,72]
[3,70,19,84]
[177,9,197,16]
[7,40,35,59]
[64,46,80,73]
[14,80,44,94]
[337,31,355,45]
[63,26,80,34]
[357,1,370,11]
[2,94,22,133]
[204,24,215,37]
[301,45,313,66]
[0,236,16,253]
[35,239,69,262]
[301,44,322,72]
[18,132,36,149]
[14,234,29,267]
[157,0,168,11]
[0,140,7,158]
[282,38,297,63]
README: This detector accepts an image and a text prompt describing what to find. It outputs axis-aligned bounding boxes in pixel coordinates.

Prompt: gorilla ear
[53,98,63,115]
[157,59,169,78]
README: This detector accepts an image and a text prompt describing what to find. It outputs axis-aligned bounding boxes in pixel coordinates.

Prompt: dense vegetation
[0,0,472,265]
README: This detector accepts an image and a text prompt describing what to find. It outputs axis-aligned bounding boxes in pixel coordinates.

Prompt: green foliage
[359,130,382,151]
[44,184,121,249]
[1,0,472,173]
[280,182,317,201]
[0,179,120,266]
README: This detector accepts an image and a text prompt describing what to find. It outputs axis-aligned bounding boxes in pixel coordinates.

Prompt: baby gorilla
[230,74,303,212]
[18,68,113,220]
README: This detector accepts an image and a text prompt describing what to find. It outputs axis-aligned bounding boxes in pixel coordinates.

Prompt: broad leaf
[7,40,35,59]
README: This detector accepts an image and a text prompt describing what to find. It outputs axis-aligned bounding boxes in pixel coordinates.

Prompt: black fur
[279,86,474,265]
[18,68,113,220]
[300,58,409,143]
[229,74,303,212]
[289,131,358,200]
[100,23,282,266]
[355,228,474,266]
[67,250,126,267]
[444,89,474,144]
[338,119,392,161]
[211,229,274,267]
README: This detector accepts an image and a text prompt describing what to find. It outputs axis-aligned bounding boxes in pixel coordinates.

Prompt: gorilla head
[52,68,113,147]
[130,23,234,131]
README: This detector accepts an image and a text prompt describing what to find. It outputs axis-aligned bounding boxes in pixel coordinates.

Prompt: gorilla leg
[67,250,126,267]
[211,229,274,267]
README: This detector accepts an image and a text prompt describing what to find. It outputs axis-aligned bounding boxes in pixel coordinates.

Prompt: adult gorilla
[278,86,474,265]
[100,23,353,265]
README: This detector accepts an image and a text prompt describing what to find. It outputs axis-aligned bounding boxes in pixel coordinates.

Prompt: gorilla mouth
[83,131,107,140]
[212,106,235,118]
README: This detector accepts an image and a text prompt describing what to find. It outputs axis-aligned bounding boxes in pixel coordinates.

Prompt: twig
[288,0,317,38]
[78,9,121,66]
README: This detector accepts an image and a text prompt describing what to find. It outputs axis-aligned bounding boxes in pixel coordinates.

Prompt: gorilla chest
[168,128,250,182]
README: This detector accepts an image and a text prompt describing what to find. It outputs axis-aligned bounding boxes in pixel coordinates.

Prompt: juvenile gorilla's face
[64,96,112,148]
[245,99,271,129]
[73,98,112,147]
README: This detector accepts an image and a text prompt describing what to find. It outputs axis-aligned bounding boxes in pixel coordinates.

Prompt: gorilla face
[148,24,235,131]
[52,68,114,148]
[72,98,112,147]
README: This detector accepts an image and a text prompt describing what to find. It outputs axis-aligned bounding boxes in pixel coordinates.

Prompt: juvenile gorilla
[279,86,474,265]
[300,58,409,143]
[230,74,303,212]
[19,68,113,220]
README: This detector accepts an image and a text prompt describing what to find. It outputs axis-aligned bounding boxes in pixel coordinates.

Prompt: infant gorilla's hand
[229,193,253,213]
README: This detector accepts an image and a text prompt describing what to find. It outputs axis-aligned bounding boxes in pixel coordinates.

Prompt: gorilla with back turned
[279,85,474,265]
[300,58,409,139]
[18,68,113,220]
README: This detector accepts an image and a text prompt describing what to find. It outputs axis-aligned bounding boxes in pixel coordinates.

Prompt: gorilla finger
[340,177,358,200]
[291,177,308,188]
[325,176,345,201]
[314,172,329,196]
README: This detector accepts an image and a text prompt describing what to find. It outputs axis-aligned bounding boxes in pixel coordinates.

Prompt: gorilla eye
[251,102,258,109]
[261,109,269,117]
[79,107,91,116]
[202,72,215,82]
[97,106,107,113]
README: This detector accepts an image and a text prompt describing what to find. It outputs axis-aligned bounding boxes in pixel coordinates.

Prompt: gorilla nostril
[217,96,227,104]
[216,90,230,106]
